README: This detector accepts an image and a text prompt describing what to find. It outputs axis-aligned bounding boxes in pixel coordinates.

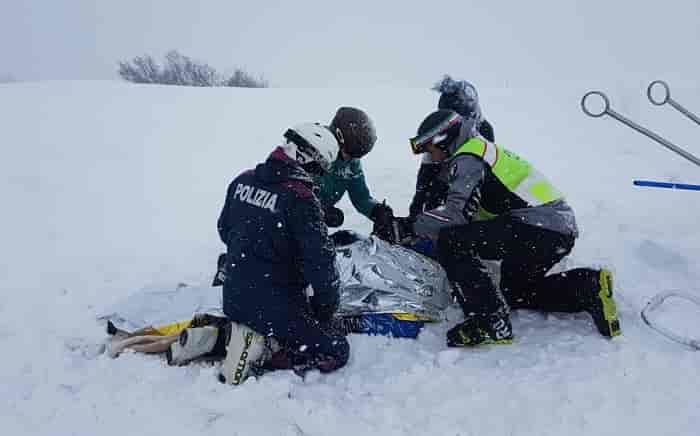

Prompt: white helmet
[282,123,339,176]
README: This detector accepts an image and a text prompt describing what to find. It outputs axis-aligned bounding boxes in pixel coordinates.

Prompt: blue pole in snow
[633,180,700,191]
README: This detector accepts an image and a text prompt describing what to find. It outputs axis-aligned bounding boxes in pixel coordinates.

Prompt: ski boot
[447,310,513,347]
[166,325,220,366]
[581,269,621,338]
[218,322,268,385]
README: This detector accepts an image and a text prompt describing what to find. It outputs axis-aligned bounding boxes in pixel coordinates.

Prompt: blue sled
[344,314,426,339]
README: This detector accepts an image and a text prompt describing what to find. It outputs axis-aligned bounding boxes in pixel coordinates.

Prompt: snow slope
[1,80,700,436]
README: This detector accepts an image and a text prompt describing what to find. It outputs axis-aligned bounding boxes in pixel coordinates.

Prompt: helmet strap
[334,127,345,146]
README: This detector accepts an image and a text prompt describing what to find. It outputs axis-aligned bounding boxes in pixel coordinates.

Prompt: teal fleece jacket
[315,158,378,218]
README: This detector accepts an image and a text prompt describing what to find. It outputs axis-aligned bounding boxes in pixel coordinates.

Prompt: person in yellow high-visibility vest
[375,109,621,347]
[409,76,496,219]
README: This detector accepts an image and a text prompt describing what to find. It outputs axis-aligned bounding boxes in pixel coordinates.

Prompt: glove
[329,230,362,247]
[211,253,227,286]
[371,201,394,240]
[392,216,416,244]
[375,216,415,245]
[323,206,345,228]
[371,201,394,223]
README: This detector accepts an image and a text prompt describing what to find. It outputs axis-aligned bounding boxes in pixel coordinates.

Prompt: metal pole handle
[581,91,700,168]
[581,91,610,118]
[641,291,700,350]
[647,80,700,126]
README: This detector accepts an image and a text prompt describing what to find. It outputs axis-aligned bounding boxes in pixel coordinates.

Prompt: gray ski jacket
[413,135,579,241]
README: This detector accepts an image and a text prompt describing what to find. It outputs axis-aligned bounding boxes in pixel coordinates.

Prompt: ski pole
[641,291,700,350]
[647,80,700,127]
[633,180,700,191]
[581,91,700,168]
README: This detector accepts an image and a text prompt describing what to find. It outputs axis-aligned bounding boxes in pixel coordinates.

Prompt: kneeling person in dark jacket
[176,123,348,385]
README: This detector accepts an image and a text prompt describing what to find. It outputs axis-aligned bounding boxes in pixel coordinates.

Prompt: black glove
[323,206,345,228]
[371,201,394,223]
[393,216,416,244]
[374,216,415,245]
[211,253,227,286]
[370,201,394,240]
[329,230,362,247]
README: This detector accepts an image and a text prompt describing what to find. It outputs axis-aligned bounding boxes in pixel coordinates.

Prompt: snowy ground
[1,81,700,435]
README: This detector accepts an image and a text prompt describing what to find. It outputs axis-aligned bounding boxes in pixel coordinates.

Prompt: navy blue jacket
[217,148,340,326]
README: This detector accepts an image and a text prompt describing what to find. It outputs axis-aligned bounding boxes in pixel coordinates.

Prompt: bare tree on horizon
[118,50,268,88]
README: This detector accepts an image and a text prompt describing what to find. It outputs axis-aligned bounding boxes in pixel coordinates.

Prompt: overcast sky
[3,1,698,88]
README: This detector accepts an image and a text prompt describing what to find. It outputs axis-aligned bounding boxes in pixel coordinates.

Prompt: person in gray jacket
[409,76,495,219]
[376,109,621,347]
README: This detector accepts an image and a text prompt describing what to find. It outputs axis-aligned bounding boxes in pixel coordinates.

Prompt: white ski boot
[218,322,267,385]
[166,325,219,366]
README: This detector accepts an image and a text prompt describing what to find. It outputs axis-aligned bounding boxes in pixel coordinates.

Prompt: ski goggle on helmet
[283,123,339,176]
[409,110,462,154]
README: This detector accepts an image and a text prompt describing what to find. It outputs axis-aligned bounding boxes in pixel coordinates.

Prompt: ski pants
[437,215,599,317]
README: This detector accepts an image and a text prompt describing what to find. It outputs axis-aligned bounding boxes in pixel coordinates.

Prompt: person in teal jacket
[316,107,393,228]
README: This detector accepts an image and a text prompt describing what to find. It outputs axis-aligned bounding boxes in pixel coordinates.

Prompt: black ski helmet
[410,109,463,155]
[329,107,377,159]
[434,75,482,122]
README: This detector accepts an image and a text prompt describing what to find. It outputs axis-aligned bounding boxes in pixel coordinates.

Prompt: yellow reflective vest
[454,137,564,219]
